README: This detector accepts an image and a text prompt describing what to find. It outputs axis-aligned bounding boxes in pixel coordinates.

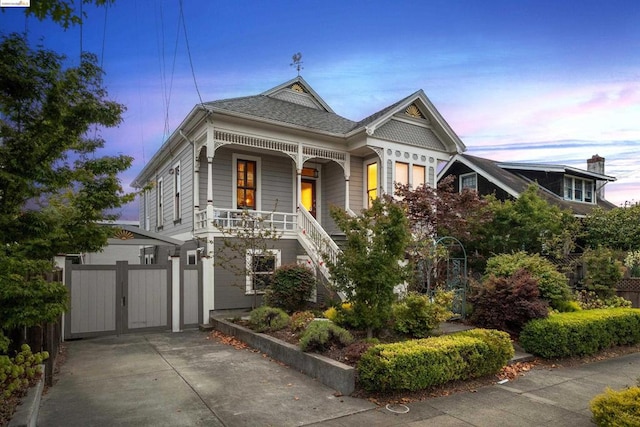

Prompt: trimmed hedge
[357,328,513,392]
[519,308,640,358]
[590,386,640,426]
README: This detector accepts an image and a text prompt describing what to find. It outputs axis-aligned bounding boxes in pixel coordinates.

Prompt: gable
[260,77,334,113]
[373,119,446,151]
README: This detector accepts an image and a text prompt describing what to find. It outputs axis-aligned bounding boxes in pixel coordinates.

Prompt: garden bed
[211,317,357,395]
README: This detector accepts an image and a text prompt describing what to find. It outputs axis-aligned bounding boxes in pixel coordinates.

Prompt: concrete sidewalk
[38,330,640,426]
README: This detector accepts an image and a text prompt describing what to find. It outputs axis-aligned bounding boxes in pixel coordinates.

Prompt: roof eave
[131,105,208,188]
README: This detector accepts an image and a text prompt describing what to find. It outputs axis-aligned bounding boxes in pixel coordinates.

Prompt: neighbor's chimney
[587,154,605,200]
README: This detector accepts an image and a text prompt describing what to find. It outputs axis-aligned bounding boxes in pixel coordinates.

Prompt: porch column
[296,168,302,208]
[194,159,200,211]
[344,175,350,211]
[206,156,214,221]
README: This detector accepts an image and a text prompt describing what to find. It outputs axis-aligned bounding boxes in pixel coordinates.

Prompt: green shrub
[263,264,317,313]
[357,328,513,392]
[590,386,640,427]
[248,306,290,333]
[469,269,549,334]
[574,290,631,310]
[290,310,315,333]
[520,308,640,358]
[1,344,48,401]
[553,300,582,312]
[322,302,357,329]
[392,290,453,338]
[299,320,353,352]
[485,252,571,309]
[582,247,624,299]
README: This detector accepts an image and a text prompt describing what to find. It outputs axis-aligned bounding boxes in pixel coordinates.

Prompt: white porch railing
[195,208,297,233]
[297,204,341,285]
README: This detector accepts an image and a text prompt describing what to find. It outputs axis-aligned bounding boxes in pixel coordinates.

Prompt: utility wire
[179,0,204,106]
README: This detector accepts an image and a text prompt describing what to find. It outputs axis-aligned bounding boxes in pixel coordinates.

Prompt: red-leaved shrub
[468,268,548,335]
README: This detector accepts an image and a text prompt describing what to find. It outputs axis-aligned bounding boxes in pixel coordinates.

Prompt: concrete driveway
[38,330,640,426]
[37,330,375,426]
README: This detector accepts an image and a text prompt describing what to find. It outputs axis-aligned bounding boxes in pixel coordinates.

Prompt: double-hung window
[564,176,595,203]
[156,178,164,229]
[395,162,409,186]
[173,163,181,221]
[237,159,257,210]
[413,165,426,187]
[246,249,280,294]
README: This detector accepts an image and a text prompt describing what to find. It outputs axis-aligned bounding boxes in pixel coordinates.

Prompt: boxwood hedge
[519,308,640,358]
[590,386,640,427]
[357,328,513,392]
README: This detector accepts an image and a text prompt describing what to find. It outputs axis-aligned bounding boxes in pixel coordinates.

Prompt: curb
[8,365,45,427]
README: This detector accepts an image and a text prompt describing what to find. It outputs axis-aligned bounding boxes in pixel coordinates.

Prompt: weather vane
[290,52,303,76]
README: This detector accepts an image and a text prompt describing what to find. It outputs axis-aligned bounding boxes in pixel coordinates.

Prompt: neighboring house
[438,153,617,217]
[132,76,465,317]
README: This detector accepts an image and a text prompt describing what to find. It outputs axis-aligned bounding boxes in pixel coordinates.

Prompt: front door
[301,179,317,218]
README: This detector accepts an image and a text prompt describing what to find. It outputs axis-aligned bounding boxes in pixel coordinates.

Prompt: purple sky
[2,0,639,219]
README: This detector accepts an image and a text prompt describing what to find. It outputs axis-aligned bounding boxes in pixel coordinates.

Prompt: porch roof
[205,95,358,135]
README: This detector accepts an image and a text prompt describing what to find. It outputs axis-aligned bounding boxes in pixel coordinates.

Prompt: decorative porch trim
[212,129,349,173]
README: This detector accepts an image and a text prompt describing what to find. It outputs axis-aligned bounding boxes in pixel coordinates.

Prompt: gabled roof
[349,90,466,154]
[133,77,465,186]
[438,153,617,216]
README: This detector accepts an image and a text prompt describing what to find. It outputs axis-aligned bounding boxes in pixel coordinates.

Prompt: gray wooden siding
[321,161,344,234]
[213,238,299,310]
[349,155,364,213]
[127,267,169,329]
[69,268,117,335]
[212,147,295,212]
[139,143,193,235]
[212,148,233,208]
[262,153,295,212]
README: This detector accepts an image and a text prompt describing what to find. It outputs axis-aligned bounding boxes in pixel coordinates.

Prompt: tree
[0,33,132,349]
[583,205,640,251]
[395,175,492,287]
[474,184,578,259]
[327,196,410,338]
[581,247,623,298]
[21,0,116,29]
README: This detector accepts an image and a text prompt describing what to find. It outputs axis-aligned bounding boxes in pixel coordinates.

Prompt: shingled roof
[204,95,358,135]
[450,153,617,216]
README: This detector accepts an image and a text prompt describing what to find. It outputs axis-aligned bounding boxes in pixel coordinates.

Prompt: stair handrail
[297,204,340,270]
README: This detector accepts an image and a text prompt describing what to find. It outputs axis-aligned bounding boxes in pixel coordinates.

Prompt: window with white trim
[233,154,261,210]
[460,173,478,192]
[564,176,595,203]
[156,178,164,228]
[173,163,181,221]
[366,162,378,208]
[245,249,280,294]
[413,165,426,187]
[395,162,409,186]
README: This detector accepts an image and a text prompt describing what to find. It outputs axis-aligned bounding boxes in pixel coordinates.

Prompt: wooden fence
[617,278,640,308]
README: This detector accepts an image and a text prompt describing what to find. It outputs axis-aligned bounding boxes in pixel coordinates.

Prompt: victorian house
[132,76,465,318]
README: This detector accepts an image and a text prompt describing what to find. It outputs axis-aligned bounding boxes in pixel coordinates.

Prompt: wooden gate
[64,261,172,339]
